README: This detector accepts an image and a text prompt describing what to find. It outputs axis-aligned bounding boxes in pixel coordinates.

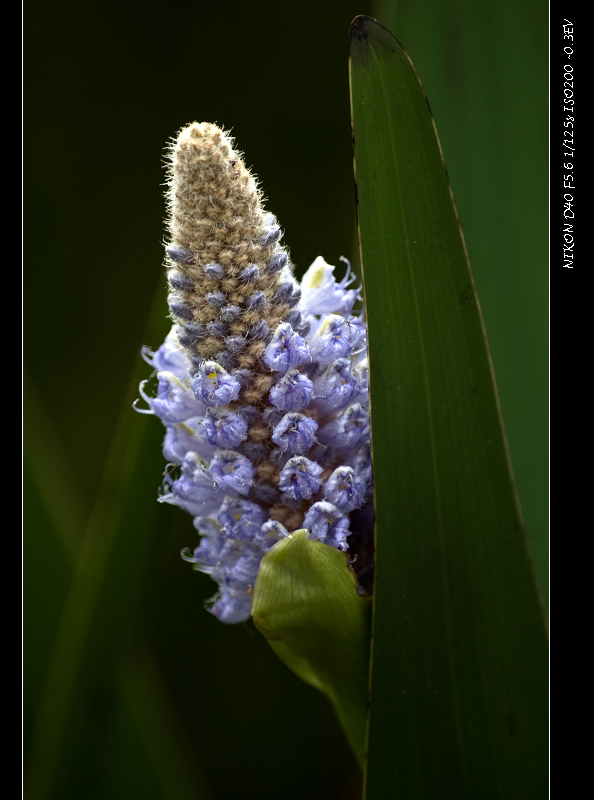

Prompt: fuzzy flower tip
[136,122,374,623]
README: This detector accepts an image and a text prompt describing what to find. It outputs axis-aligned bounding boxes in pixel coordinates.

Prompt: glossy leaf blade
[349,16,547,799]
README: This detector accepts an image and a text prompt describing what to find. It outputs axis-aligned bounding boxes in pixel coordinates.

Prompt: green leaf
[349,15,547,799]
[252,531,371,767]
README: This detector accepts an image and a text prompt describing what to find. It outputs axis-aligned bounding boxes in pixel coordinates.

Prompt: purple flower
[137,122,374,623]
[300,256,359,316]
[192,361,241,407]
[141,371,204,423]
[310,315,364,365]
[313,358,359,410]
[302,501,351,551]
[209,451,255,496]
[269,369,314,411]
[278,456,324,502]
[263,323,310,373]
[219,500,268,540]
[197,409,248,449]
[254,519,290,550]
[318,403,370,452]
[323,466,366,512]
[271,413,318,455]
[162,418,215,464]
[162,452,220,516]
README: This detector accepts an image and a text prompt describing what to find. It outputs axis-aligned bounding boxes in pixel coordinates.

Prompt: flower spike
[136,122,374,622]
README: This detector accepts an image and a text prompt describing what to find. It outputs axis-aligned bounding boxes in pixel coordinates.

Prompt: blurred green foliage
[24,1,547,798]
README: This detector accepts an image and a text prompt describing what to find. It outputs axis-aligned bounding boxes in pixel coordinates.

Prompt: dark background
[24,2,548,798]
